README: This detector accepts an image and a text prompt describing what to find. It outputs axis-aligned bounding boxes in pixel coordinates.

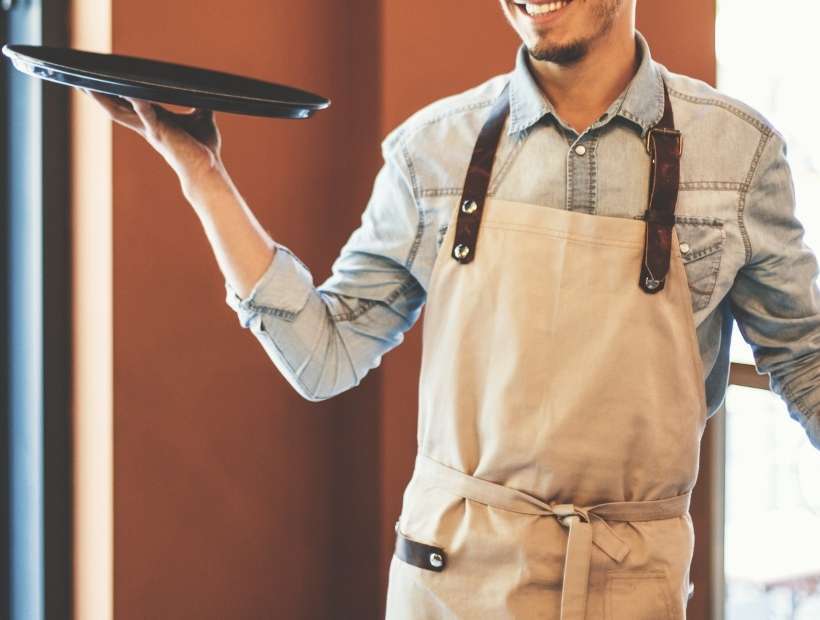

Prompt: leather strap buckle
[645,127,683,158]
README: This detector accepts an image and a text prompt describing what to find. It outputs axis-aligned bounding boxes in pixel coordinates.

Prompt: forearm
[184,164,276,299]
[176,128,430,402]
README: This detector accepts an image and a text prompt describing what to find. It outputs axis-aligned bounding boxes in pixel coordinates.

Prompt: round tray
[2,44,331,119]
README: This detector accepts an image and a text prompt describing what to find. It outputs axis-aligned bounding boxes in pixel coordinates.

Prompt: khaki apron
[385,80,707,620]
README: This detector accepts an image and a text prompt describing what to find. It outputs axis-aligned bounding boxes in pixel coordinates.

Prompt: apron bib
[385,80,707,620]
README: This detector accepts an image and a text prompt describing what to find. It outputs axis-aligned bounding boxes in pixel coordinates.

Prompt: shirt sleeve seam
[400,142,426,273]
[242,303,299,322]
[737,128,774,266]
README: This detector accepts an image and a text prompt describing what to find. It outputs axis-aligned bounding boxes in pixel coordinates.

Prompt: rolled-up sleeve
[225,242,314,328]
[224,138,428,402]
[729,130,820,449]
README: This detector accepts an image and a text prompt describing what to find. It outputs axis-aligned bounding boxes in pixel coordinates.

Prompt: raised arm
[223,142,428,401]
[86,91,427,401]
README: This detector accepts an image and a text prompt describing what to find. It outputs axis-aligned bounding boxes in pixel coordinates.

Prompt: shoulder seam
[667,87,771,134]
[389,95,500,271]
[395,98,496,152]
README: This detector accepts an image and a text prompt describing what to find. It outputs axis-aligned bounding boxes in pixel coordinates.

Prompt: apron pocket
[604,569,677,620]
[393,521,447,572]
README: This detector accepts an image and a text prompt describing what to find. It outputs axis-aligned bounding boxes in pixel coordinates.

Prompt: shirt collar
[507,29,665,138]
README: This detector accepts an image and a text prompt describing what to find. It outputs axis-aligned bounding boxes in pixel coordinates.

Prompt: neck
[527,22,639,133]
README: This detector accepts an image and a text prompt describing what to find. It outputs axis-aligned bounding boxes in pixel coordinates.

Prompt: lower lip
[515,1,573,25]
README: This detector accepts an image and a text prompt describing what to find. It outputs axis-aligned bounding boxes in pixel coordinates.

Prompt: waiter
[87,0,820,617]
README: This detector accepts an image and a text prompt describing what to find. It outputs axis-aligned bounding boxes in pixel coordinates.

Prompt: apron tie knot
[551,503,590,528]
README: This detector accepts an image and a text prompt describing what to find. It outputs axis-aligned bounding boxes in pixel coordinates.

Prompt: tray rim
[2,44,331,111]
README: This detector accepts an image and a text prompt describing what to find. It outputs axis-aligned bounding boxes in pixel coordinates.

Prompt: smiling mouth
[514,1,574,17]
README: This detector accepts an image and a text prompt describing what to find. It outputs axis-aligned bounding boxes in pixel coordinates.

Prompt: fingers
[126,97,163,141]
[81,88,145,133]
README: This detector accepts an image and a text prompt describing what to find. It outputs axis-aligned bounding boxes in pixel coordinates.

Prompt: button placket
[566,131,597,213]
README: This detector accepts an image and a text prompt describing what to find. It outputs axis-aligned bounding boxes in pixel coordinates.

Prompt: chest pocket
[673,216,727,313]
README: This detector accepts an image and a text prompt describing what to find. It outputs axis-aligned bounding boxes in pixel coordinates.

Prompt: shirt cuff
[224,242,314,328]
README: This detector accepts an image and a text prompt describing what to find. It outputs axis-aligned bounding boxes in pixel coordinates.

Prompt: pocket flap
[674,216,726,264]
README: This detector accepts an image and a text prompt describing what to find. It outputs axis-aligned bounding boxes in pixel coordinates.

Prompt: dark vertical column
[326,1,384,617]
[41,2,73,618]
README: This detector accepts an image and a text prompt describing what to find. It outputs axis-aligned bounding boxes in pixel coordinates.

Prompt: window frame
[3,1,71,618]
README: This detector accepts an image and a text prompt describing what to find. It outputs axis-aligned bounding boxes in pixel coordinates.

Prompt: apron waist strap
[413,453,692,620]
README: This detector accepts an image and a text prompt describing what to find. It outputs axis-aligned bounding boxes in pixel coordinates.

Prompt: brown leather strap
[451,83,511,264]
[639,81,682,293]
[452,78,682,297]
[393,522,447,572]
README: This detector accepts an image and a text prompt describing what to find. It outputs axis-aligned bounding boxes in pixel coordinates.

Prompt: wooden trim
[729,362,770,391]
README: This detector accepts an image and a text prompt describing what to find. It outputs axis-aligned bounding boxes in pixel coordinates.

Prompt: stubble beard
[526,0,622,66]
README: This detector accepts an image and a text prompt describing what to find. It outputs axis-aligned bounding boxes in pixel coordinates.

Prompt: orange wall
[72,2,717,618]
[106,2,382,618]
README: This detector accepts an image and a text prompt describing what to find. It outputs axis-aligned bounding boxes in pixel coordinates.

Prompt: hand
[82,89,225,196]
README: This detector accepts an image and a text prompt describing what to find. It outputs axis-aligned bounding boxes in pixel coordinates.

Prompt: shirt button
[679,242,691,255]
[574,144,587,156]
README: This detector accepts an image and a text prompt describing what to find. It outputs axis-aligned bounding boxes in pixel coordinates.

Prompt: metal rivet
[453,244,470,260]
[461,199,478,214]
[679,242,691,254]
[574,144,587,156]
[429,552,443,568]
[645,277,660,290]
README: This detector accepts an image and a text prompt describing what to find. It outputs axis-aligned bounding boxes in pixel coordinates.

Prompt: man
[88,0,820,617]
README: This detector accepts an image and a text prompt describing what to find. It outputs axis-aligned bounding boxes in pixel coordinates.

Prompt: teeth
[525,1,570,16]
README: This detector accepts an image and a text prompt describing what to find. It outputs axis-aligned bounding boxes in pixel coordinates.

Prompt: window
[717,1,820,618]
[2,1,71,619]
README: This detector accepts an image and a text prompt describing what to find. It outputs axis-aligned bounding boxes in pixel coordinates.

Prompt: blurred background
[1,1,819,618]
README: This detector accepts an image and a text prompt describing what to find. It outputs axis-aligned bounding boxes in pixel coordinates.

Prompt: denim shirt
[226,30,820,450]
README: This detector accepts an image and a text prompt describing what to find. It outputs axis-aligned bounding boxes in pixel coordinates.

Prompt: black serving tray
[2,44,330,119]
